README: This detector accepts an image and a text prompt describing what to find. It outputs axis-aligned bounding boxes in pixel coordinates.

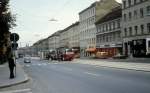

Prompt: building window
[117,20,120,28]
[109,23,111,30]
[113,33,116,41]
[111,23,113,30]
[106,24,108,31]
[108,23,110,30]
[129,27,132,36]
[113,22,115,30]
[129,12,132,21]
[123,1,126,9]
[134,10,137,19]
[124,28,127,37]
[147,23,150,33]
[106,35,109,42]
[141,25,144,34]
[103,35,105,42]
[102,25,104,32]
[128,0,131,7]
[140,8,144,18]
[147,6,150,16]
[124,14,127,21]
[104,24,106,32]
[134,0,137,4]
[135,26,138,35]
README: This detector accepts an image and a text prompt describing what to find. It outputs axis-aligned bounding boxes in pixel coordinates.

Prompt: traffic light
[12,42,18,50]
[10,33,19,50]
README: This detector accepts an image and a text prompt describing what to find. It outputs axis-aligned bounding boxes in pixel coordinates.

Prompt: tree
[0,0,16,64]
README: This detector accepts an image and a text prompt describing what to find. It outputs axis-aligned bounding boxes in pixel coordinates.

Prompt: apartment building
[96,6,122,57]
[68,22,80,49]
[48,31,60,51]
[79,0,120,57]
[122,0,150,57]
[32,38,49,59]
[59,28,69,48]
[59,22,80,50]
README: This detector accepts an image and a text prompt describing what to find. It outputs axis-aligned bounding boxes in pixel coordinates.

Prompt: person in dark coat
[8,57,16,79]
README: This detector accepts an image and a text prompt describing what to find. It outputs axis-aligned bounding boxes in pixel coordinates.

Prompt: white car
[24,55,31,63]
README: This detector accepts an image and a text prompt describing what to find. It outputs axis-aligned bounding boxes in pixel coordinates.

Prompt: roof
[79,2,97,14]
[95,6,122,25]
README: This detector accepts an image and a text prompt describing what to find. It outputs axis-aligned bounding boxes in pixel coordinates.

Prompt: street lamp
[49,18,58,22]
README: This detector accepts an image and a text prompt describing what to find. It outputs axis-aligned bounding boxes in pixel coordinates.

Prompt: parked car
[61,49,74,61]
[24,55,31,63]
[95,52,109,59]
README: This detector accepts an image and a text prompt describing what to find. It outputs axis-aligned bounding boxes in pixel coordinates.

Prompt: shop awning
[86,48,96,52]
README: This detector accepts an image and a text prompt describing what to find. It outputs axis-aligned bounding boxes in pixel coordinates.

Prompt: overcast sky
[10,0,122,47]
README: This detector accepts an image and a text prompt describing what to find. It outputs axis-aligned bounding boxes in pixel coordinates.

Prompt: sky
[10,0,122,47]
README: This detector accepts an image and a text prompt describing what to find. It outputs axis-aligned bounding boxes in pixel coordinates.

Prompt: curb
[0,63,30,89]
[0,73,29,89]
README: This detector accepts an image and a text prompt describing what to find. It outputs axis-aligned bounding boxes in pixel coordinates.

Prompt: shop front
[85,48,97,57]
[96,44,122,58]
[123,38,150,57]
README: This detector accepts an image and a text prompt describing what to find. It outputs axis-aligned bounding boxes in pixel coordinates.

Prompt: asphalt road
[1,58,150,93]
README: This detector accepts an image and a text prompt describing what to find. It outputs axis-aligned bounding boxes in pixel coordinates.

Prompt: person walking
[8,56,16,79]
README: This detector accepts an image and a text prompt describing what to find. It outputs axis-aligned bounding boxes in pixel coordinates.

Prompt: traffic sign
[10,33,19,42]
[12,42,18,50]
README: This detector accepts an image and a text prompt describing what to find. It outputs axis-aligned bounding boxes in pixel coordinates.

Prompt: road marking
[0,88,32,93]
[84,72,100,77]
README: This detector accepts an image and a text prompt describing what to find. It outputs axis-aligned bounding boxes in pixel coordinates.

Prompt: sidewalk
[0,62,29,88]
[74,58,150,72]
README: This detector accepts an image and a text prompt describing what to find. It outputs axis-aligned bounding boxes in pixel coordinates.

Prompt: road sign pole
[10,33,19,78]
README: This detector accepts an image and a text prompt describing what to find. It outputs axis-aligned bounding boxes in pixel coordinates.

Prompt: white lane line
[0,88,32,93]
[84,72,100,77]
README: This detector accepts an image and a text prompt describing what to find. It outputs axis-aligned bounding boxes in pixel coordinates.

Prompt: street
[0,58,150,93]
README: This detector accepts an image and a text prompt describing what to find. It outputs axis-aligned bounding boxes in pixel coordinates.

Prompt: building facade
[32,38,49,59]
[96,6,122,57]
[79,2,96,57]
[79,0,121,57]
[59,29,69,49]
[122,0,150,57]
[48,31,60,51]
[67,22,80,49]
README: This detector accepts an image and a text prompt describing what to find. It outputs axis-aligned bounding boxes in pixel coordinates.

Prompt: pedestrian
[8,56,16,79]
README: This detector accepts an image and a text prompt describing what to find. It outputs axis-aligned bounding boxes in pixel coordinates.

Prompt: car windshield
[0,0,150,93]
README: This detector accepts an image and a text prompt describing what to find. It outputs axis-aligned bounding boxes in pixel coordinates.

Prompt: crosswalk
[0,89,32,93]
